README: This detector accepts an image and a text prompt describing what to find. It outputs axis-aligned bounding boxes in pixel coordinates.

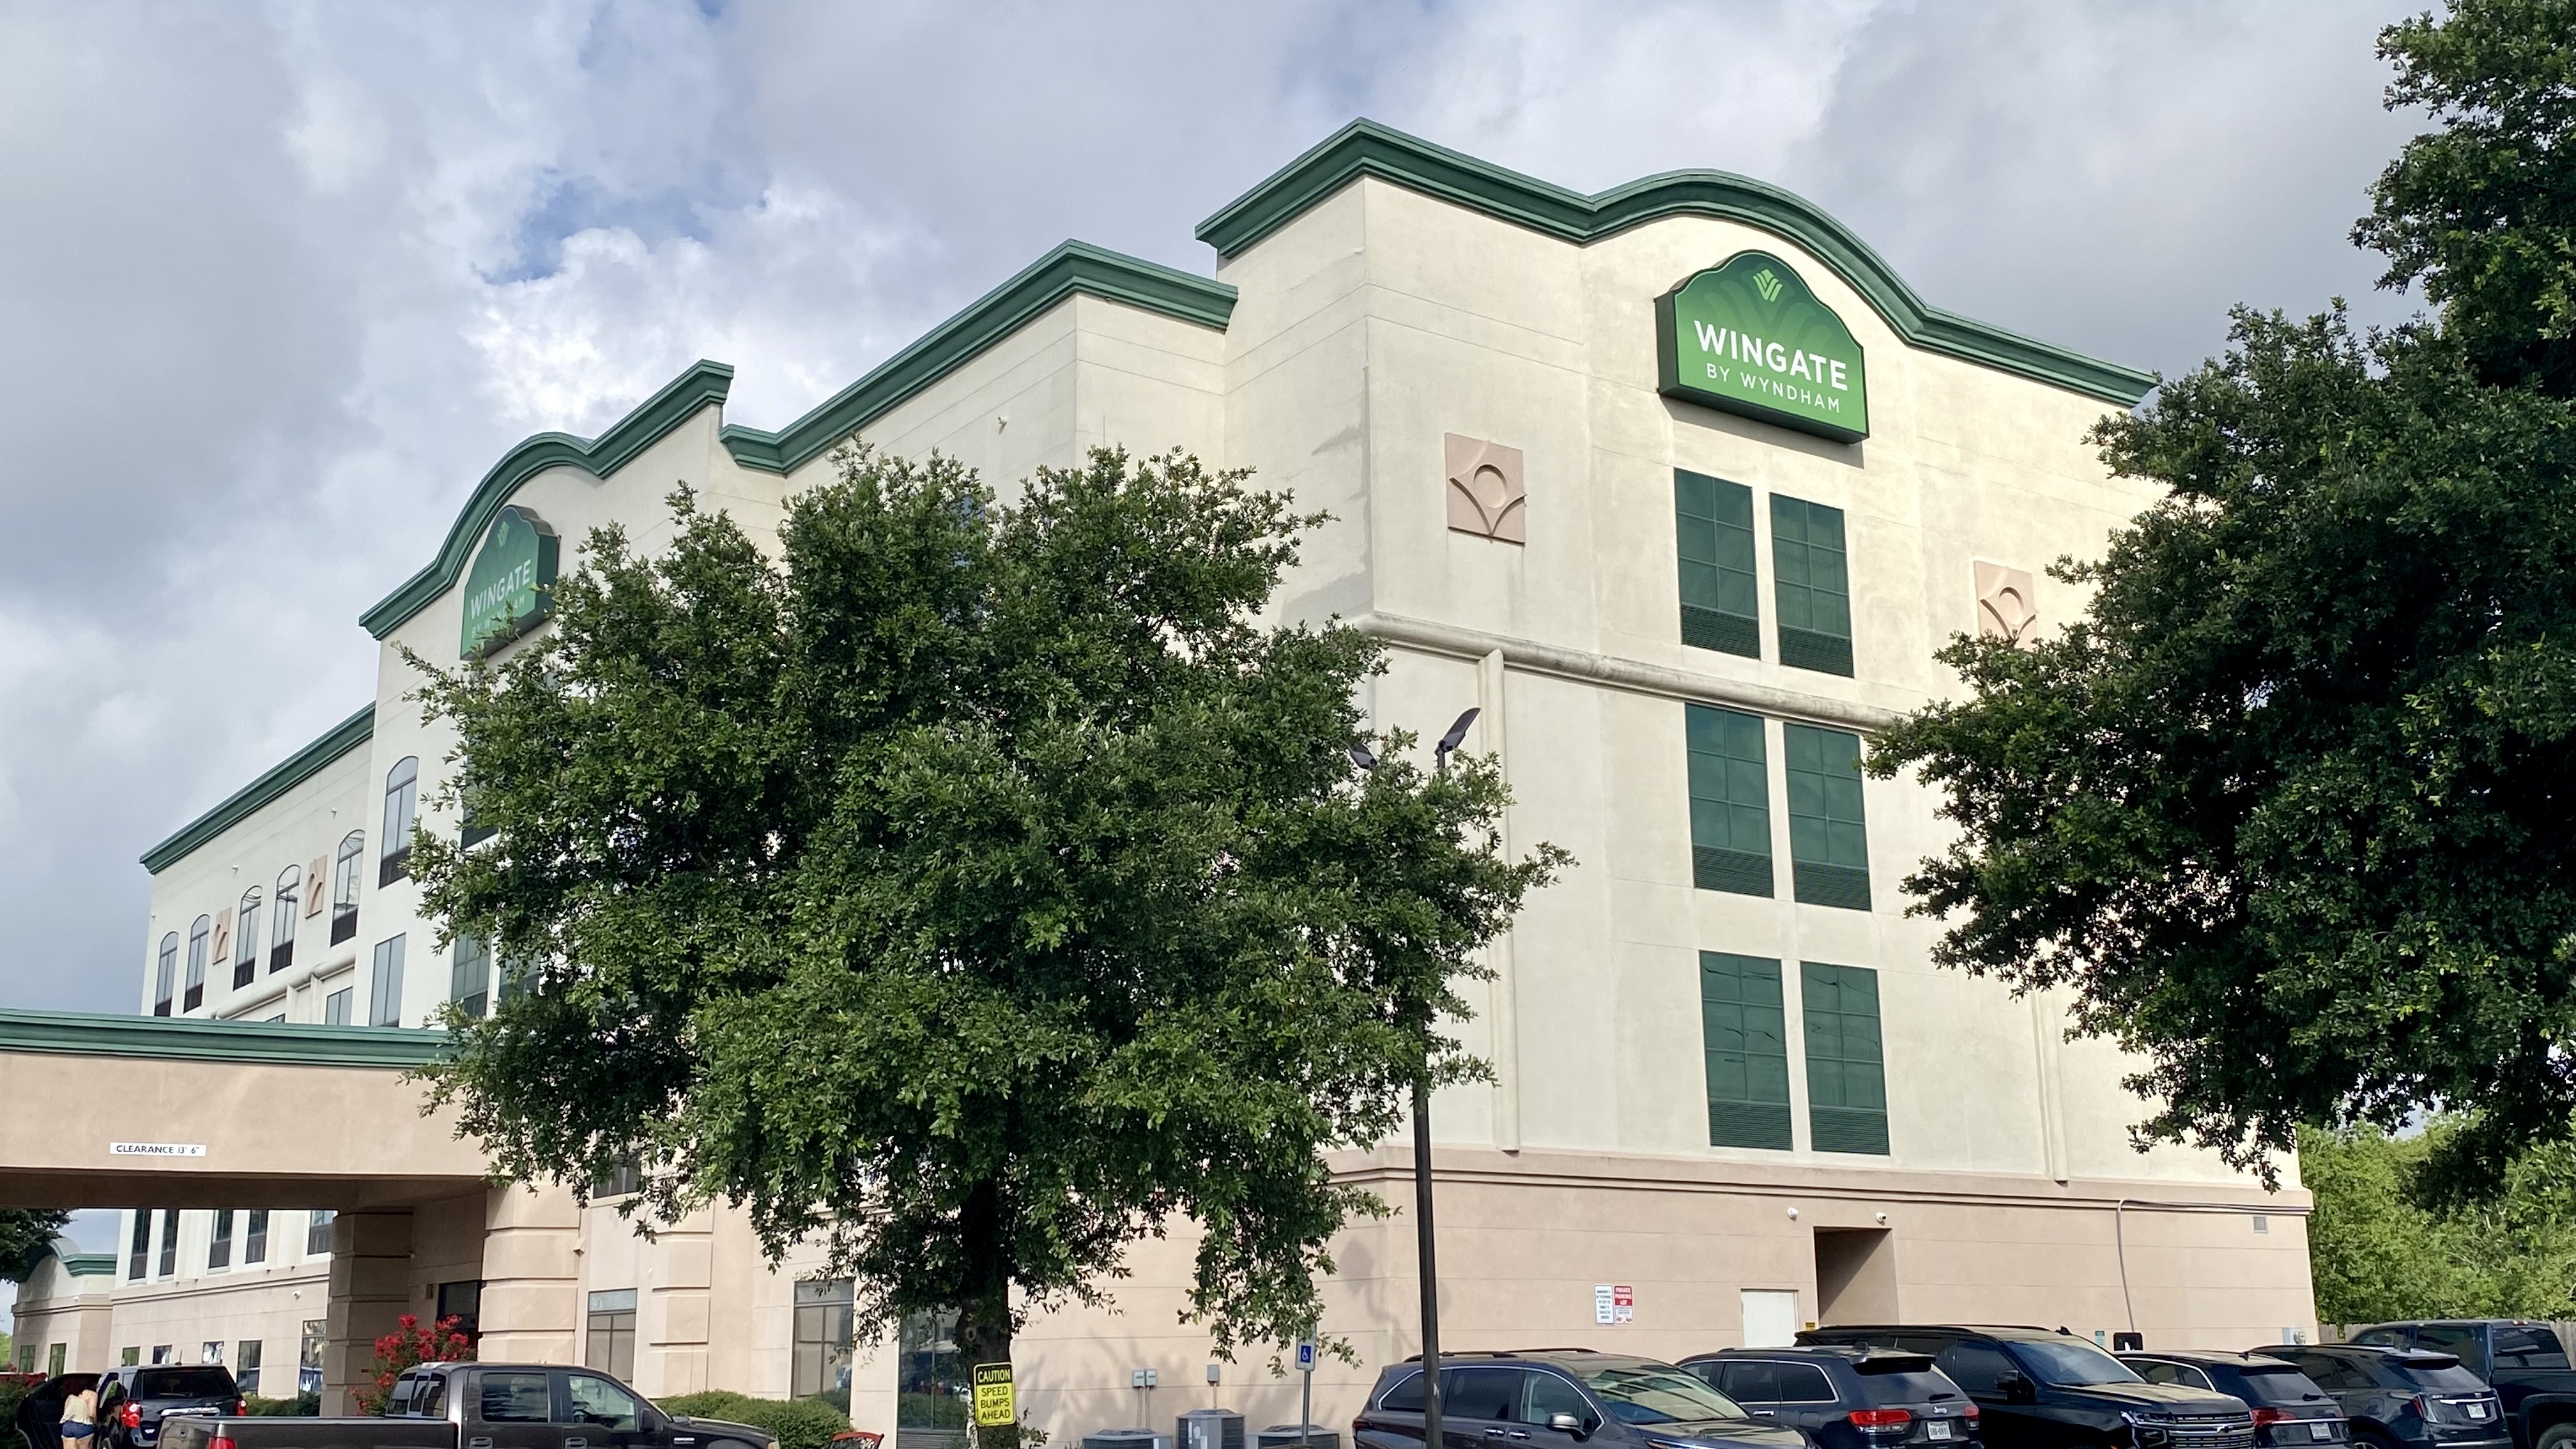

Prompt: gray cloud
[0,0,2438,1013]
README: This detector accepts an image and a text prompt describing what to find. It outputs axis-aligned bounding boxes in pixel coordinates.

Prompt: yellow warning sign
[973,1362,1016,1428]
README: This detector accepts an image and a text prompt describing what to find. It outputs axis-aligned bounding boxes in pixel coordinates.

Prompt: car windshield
[1576,1365,1750,1424]
[1857,1370,1963,1404]
[2235,1367,2329,1406]
[2008,1341,2144,1387]
[133,1370,234,1400]
[2390,1360,2489,1393]
[2496,1328,2571,1370]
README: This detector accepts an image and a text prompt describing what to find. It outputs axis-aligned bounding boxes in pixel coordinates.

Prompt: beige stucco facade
[40,121,2313,1443]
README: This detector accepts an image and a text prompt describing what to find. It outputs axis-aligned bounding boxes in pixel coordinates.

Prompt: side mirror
[1547,1414,1590,1441]
[1994,1371,2034,1404]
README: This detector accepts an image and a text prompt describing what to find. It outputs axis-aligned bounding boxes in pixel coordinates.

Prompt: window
[436,1280,481,1339]
[370,935,406,1027]
[271,866,298,972]
[1701,953,1792,1150]
[243,1209,268,1265]
[323,986,352,1025]
[1933,1344,2015,1395]
[480,1370,553,1423]
[128,1209,151,1280]
[299,1321,325,1381]
[121,1348,139,1367]
[460,786,495,850]
[1381,1370,1425,1413]
[150,1346,172,1366]
[1524,1372,1597,1435]
[201,1341,222,1365]
[236,1340,262,1395]
[307,1210,335,1256]
[154,933,178,1016]
[585,1289,637,1381]
[1804,963,1889,1155]
[591,1160,642,1199]
[46,1344,66,1377]
[1686,705,1772,896]
[1784,724,1871,910]
[794,1278,856,1405]
[156,1209,178,1278]
[2495,1326,2568,1370]
[1717,1361,1780,1402]
[1772,495,1853,676]
[567,1374,643,1433]
[185,916,210,1011]
[412,1372,447,1420]
[332,832,364,944]
[1772,1364,1835,1403]
[450,937,491,1019]
[897,1309,968,1449]
[233,889,261,990]
[498,950,533,1008]
[1447,1367,1522,1420]
[381,757,418,885]
[1676,470,1759,657]
[209,1209,234,1270]
[13,1344,31,1373]
[2418,1325,2485,1373]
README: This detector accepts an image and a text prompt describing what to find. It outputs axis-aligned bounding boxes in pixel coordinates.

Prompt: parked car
[1679,1346,1981,1449]
[1352,1350,1810,1449]
[2119,1352,2347,1448]
[2342,1322,2576,1449]
[153,1363,776,1449]
[95,1367,239,1449]
[1795,1325,2255,1449]
[2253,1346,2506,1449]
[13,1372,103,1449]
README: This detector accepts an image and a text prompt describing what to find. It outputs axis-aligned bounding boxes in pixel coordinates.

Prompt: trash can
[1087,1432,1167,1449]
[1179,1409,1246,1449]
[1255,1427,1340,1449]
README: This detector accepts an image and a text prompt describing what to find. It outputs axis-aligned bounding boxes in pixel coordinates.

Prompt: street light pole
[1352,707,1479,1449]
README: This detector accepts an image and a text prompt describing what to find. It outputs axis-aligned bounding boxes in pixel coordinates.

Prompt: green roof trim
[139,704,376,873]
[59,1253,116,1276]
[719,240,1237,475]
[0,1008,448,1069]
[360,359,736,639]
[1195,119,2156,406]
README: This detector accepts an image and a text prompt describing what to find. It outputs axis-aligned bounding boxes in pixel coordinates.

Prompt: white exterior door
[1741,1288,1800,1347]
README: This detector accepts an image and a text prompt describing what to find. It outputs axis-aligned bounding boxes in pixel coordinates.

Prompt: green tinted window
[1802,962,1889,1154]
[1687,705,1772,896]
[1677,471,1759,657]
[1702,953,1792,1149]
[1772,495,1853,675]
[1783,724,1869,910]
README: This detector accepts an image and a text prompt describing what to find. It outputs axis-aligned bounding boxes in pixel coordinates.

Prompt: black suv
[1797,1326,2254,1449]
[2119,1353,2347,1448]
[2342,1323,2576,1449]
[1353,1351,1809,1449]
[2255,1346,2508,1449]
[1680,1347,1981,1449]
[95,1366,240,1449]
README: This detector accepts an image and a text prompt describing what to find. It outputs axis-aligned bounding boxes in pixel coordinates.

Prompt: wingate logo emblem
[458,504,562,659]
[1656,250,1869,443]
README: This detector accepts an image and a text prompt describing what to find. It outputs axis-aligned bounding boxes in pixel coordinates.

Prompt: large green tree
[0,1208,69,1281]
[2302,1121,2576,1323]
[410,445,1557,1384]
[1869,0,2576,1187]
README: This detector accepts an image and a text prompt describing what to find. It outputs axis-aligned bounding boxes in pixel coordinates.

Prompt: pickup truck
[2347,1322,2576,1449]
[153,1362,779,1449]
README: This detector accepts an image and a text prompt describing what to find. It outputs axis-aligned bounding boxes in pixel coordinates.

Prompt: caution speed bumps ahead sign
[973,1363,1016,1428]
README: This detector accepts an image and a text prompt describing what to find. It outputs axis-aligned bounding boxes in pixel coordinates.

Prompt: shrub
[241,1394,319,1416]
[657,1392,851,1449]
[355,1315,473,1415]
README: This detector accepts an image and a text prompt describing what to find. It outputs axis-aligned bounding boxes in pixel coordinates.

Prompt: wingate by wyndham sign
[1657,251,1868,443]
[459,504,560,659]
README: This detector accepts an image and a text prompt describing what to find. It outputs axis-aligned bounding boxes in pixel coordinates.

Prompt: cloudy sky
[0,0,2428,1020]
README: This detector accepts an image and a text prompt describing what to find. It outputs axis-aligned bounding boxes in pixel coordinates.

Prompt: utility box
[1179,1409,1246,1449]
[1256,1428,1340,1449]
[1087,1432,1168,1449]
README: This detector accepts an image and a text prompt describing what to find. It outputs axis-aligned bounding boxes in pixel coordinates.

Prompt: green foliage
[0,1209,71,1280]
[657,1392,850,1449]
[412,446,1560,1371]
[2303,1121,2576,1322]
[0,1378,30,1438]
[240,1395,320,1416]
[1867,0,2576,1186]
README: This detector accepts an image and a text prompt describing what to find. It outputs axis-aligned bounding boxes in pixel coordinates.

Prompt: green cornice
[59,1253,116,1276]
[1195,119,2156,406]
[139,705,376,873]
[0,1008,447,1069]
[360,360,736,640]
[718,240,1238,475]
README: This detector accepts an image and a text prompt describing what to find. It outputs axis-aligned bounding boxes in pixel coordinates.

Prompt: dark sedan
[2256,1347,2506,1449]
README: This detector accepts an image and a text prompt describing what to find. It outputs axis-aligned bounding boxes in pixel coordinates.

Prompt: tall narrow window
[380,758,418,885]
[323,986,351,1025]
[1783,724,1871,910]
[128,1210,151,1280]
[271,866,299,973]
[450,937,491,1019]
[460,785,495,850]
[243,1209,268,1265]
[306,1211,335,1256]
[1802,962,1889,1154]
[793,1279,857,1405]
[232,889,261,990]
[208,1209,234,1271]
[235,1340,263,1396]
[184,917,210,1011]
[1771,494,1854,676]
[300,1322,325,1380]
[154,933,178,1016]
[1700,952,1793,1150]
[1676,470,1760,657]
[332,832,364,945]
[584,1290,637,1381]
[1685,704,1772,896]
[156,1209,178,1278]
[369,935,406,1027]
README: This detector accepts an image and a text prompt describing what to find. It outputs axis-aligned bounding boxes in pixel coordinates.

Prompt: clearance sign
[1656,251,1868,443]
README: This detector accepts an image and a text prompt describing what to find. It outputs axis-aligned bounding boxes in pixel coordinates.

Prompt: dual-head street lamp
[1349,706,1479,1449]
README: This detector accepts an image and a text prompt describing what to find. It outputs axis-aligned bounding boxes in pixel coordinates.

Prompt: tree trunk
[959,1179,1018,1449]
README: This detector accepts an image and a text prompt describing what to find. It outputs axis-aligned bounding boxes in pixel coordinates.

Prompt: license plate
[1928,1423,1952,1441]
[2469,1406,2492,1421]
[2312,1426,2333,1441]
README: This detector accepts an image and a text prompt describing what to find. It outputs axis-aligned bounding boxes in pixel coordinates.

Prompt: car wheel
[2532,1427,2576,1449]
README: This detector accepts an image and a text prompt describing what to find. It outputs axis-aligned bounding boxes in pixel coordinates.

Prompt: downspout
[2116,1198,2136,1333]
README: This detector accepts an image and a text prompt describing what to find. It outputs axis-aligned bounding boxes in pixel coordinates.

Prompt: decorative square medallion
[1445,434,1526,544]
[1974,560,2037,641]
